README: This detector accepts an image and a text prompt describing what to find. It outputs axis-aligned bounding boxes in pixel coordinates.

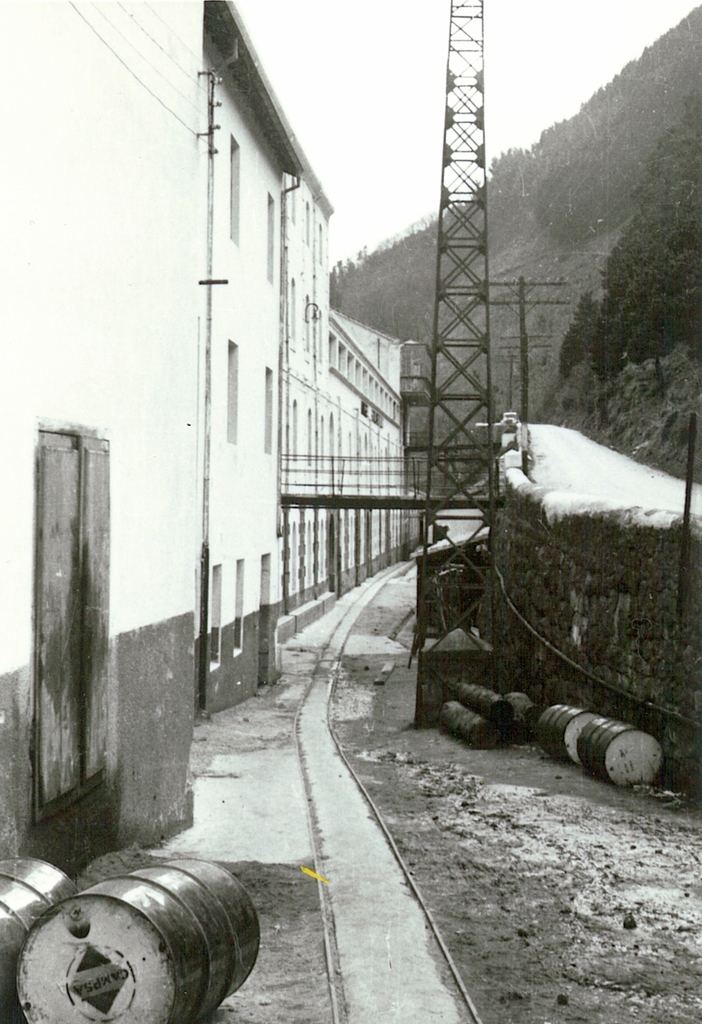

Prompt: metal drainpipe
[196,69,221,713]
[312,209,319,495]
[279,175,300,616]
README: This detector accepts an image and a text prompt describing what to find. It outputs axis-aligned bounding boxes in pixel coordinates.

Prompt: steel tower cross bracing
[416,0,494,655]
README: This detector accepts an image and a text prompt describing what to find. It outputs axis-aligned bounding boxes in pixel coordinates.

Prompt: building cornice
[205,2,333,219]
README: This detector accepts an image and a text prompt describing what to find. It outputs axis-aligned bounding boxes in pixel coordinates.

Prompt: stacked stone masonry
[494,477,702,791]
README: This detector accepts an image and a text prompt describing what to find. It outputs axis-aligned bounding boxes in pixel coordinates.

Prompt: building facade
[198,2,308,712]
[0,2,206,871]
[280,306,420,629]
[0,0,420,872]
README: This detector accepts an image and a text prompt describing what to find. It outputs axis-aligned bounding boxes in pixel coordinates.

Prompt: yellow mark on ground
[300,866,329,884]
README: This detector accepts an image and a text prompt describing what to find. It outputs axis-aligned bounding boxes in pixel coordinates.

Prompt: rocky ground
[76,567,702,1024]
[332,575,702,1024]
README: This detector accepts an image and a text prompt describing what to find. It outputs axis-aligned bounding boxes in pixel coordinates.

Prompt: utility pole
[491,276,568,473]
[196,70,226,714]
[500,334,554,403]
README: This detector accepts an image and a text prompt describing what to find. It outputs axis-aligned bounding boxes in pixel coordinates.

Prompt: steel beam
[415,0,495,671]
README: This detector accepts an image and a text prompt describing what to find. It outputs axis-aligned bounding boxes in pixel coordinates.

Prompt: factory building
[0,0,418,872]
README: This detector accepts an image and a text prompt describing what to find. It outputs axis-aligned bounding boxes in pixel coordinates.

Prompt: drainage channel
[294,562,484,1024]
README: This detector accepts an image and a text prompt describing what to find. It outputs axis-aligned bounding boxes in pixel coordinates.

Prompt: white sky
[235,0,700,262]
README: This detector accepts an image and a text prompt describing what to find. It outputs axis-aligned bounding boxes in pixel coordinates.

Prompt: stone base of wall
[495,471,702,793]
[113,612,195,849]
[4,612,195,874]
[207,601,284,713]
[276,592,337,644]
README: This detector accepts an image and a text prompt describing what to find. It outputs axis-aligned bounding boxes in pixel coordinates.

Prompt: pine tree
[593,93,702,376]
[559,291,600,377]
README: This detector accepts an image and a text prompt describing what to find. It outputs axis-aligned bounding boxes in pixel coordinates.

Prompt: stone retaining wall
[493,467,702,791]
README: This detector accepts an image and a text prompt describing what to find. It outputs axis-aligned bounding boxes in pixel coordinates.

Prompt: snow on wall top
[506,424,702,530]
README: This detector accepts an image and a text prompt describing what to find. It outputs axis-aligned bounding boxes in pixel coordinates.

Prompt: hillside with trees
[331,6,702,479]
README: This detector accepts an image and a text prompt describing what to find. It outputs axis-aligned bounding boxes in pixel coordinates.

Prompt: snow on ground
[517,424,702,526]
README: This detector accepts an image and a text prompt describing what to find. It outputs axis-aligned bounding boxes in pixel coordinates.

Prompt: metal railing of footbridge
[280,454,428,509]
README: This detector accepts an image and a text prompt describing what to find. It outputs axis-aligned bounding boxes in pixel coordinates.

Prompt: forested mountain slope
[331,5,702,474]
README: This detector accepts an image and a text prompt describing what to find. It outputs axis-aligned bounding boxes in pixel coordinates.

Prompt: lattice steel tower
[416,0,494,654]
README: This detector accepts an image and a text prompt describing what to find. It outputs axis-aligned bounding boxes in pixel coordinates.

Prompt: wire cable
[69,2,200,138]
[116,2,206,90]
[493,561,702,732]
[144,1,205,64]
[88,3,204,113]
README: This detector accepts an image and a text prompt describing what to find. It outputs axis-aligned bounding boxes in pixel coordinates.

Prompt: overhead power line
[69,2,200,138]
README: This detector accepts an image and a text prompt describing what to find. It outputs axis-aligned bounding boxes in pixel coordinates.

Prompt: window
[234,559,245,652]
[210,564,222,664]
[305,294,311,353]
[292,400,298,454]
[305,201,310,245]
[230,136,240,244]
[338,344,346,375]
[267,193,275,283]
[328,335,336,366]
[320,416,325,458]
[291,523,297,593]
[34,430,109,814]
[290,187,297,224]
[227,342,239,443]
[318,223,323,264]
[260,553,271,607]
[290,279,297,348]
[264,367,273,453]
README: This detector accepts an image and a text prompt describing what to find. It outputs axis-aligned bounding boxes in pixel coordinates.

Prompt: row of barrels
[537,704,663,787]
[0,857,259,1024]
[440,683,539,749]
[439,684,663,788]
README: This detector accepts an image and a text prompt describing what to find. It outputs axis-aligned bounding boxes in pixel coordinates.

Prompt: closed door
[34,431,109,814]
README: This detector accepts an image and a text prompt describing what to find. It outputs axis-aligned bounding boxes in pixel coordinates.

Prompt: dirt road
[332,568,702,1024]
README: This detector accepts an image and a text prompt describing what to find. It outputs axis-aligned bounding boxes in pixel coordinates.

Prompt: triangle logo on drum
[69,946,129,1015]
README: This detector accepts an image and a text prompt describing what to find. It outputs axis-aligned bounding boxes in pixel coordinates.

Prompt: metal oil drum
[17,858,259,1024]
[504,692,539,738]
[562,710,598,764]
[537,704,592,762]
[440,701,499,749]
[0,858,76,1024]
[577,716,662,786]
[451,682,514,731]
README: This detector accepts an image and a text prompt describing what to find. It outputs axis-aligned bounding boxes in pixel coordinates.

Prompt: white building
[199,1,314,711]
[0,0,420,871]
[280,303,420,630]
[0,2,206,869]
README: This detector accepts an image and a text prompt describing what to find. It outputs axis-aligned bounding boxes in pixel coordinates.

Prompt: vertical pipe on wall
[196,70,219,713]
[278,176,300,622]
[278,175,300,531]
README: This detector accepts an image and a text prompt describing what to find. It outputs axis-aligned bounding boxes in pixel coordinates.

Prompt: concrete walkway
[155,565,465,1023]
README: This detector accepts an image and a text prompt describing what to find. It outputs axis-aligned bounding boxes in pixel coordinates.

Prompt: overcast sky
[234,0,700,262]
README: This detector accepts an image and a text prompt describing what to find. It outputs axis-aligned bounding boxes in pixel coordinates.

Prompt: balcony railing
[281,454,426,497]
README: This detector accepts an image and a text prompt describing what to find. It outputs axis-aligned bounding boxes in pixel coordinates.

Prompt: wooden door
[34,431,109,814]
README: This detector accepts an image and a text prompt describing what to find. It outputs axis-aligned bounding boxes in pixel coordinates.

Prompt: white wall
[0,2,206,673]
[205,42,284,632]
